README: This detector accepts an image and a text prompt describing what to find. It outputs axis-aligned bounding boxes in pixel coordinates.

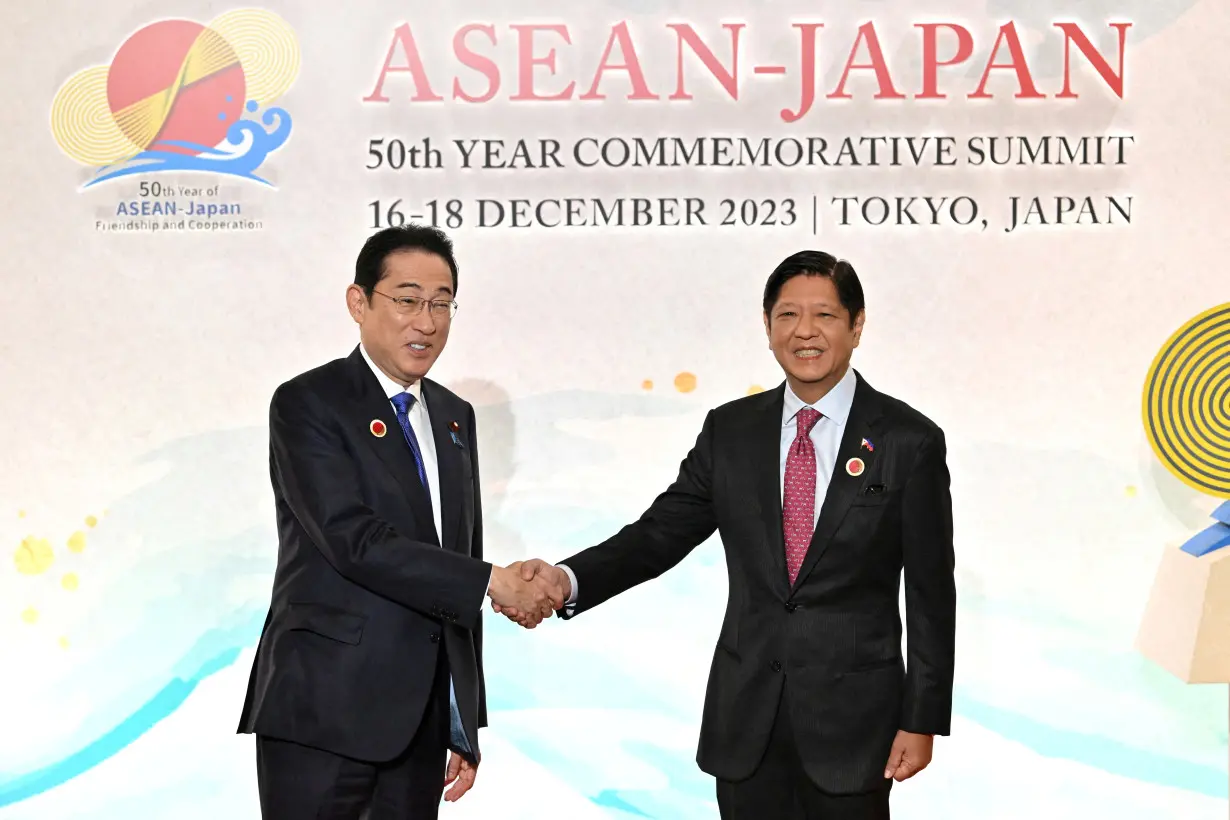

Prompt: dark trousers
[716,694,891,820]
[255,651,451,819]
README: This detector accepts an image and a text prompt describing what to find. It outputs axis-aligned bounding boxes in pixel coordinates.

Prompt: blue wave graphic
[83,102,291,188]
[0,613,264,809]
[1,604,1225,810]
[955,689,1227,797]
[1,412,1225,811]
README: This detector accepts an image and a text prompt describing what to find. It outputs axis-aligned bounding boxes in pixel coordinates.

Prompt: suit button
[430,633,440,643]
[785,602,798,613]
[770,660,782,672]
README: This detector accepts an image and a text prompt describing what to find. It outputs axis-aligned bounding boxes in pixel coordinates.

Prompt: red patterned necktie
[784,407,822,585]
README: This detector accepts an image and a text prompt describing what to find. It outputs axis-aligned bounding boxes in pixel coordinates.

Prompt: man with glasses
[237,224,563,819]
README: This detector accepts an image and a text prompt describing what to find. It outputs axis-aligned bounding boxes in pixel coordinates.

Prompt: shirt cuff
[557,563,578,606]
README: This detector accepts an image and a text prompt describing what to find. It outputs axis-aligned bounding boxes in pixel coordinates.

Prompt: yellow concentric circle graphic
[208,8,301,106]
[49,66,141,166]
[1142,302,1230,497]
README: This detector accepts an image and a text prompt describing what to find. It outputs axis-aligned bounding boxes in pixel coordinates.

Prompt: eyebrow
[392,281,454,296]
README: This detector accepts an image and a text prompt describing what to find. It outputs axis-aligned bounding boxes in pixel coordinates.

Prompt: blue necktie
[390,392,430,491]
[389,390,473,758]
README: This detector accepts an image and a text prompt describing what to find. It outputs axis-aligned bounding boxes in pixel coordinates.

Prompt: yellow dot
[58,636,71,650]
[1125,485,1138,497]
[61,573,79,591]
[21,607,39,624]
[85,515,98,528]
[18,510,26,518]
[674,372,697,393]
[67,531,87,553]
[14,536,54,575]
[747,384,764,395]
[642,379,654,391]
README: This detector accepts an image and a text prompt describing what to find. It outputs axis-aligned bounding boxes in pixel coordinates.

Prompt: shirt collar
[782,366,857,426]
[359,343,424,405]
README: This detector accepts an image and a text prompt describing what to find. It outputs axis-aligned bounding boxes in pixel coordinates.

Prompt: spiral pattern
[49,67,140,166]
[208,8,300,105]
[1142,303,1230,497]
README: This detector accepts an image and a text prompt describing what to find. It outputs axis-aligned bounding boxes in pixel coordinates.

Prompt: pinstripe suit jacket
[558,372,956,794]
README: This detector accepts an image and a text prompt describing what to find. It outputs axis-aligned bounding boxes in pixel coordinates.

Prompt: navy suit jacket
[238,346,491,762]
[559,373,956,793]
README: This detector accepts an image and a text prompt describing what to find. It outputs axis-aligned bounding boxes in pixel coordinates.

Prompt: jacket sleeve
[899,427,957,735]
[559,410,720,616]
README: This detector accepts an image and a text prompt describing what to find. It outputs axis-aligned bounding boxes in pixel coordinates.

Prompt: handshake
[486,560,571,628]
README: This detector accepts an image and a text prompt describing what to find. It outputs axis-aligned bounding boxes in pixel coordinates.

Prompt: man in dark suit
[237,225,560,819]
[501,251,956,819]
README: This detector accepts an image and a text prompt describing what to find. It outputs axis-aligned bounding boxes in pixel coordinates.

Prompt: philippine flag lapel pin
[448,420,464,447]
[370,419,387,437]
[861,437,874,452]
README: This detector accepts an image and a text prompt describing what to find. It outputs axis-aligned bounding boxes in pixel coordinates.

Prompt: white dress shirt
[560,366,859,609]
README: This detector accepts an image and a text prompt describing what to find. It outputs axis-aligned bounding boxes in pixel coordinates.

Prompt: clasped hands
[486,559,569,627]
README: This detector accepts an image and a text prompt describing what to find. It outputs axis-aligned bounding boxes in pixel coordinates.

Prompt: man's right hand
[491,559,571,628]
[487,562,561,627]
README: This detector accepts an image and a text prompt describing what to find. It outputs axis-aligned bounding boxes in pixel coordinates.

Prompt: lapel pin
[846,457,865,477]
[448,420,464,447]
[861,438,874,452]
[370,419,387,438]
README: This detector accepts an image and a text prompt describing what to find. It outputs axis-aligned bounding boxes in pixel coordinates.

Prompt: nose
[409,306,437,334]
[795,314,821,338]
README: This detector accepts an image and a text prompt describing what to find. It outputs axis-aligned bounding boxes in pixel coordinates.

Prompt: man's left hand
[883,730,933,782]
[443,752,477,801]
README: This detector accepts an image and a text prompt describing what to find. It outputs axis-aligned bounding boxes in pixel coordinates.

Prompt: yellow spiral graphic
[49,67,140,166]
[1142,303,1230,497]
[209,8,301,105]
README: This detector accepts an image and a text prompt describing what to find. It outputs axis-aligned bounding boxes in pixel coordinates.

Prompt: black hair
[354,224,459,297]
[762,250,864,327]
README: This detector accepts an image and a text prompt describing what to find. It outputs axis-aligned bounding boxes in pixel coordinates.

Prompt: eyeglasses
[372,289,458,319]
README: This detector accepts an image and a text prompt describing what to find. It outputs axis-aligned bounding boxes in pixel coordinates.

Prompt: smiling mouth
[794,348,824,359]
[407,342,430,352]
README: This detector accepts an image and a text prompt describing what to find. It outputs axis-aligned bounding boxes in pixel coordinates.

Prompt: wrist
[487,565,508,598]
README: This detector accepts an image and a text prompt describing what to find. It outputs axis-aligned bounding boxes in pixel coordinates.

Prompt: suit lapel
[750,385,790,594]
[341,348,439,544]
[791,374,882,592]
[423,380,462,553]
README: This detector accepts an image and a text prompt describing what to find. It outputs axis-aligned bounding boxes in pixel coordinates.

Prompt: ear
[851,309,866,347]
[346,284,367,324]
[763,310,772,342]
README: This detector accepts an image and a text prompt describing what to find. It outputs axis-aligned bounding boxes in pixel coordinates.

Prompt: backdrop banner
[2,1,1228,818]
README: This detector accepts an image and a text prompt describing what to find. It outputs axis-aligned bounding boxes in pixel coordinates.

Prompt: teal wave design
[956,689,1226,796]
[2,397,1225,811]
[1,601,1225,811]
[0,615,263,808]
[3,571,1226,811]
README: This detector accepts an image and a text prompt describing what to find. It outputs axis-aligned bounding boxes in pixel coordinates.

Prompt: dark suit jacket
[559,372,955,794]
[237,346,493,763]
